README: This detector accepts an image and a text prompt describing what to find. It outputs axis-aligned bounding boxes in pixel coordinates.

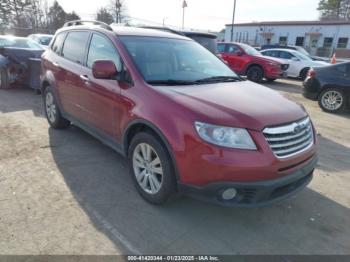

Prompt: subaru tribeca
[41,21,318,207]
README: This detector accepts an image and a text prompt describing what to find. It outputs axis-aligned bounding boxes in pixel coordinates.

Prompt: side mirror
[92,60,118,79]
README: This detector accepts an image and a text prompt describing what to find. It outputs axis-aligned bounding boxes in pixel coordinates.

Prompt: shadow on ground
[0,87,43,117]
[48,125,350,255]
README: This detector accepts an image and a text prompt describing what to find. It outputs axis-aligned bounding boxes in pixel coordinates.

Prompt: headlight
[194,122,257,150]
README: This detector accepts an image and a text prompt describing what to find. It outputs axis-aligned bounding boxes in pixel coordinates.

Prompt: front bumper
[179,155,318,207]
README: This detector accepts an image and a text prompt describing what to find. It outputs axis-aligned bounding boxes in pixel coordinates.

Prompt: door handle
[80,75,90,82]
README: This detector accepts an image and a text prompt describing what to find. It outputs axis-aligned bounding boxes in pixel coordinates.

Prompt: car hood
[252,54,286,64]
[158,81,307,131]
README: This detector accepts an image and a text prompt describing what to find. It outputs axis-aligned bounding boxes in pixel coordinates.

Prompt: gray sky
[55,0,321,31]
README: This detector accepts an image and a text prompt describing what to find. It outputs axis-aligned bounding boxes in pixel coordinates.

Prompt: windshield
[120,36,239,84]
[295,46,310,56]
[294,51,313,61]
[39,36,53,46]
[0,37,43,50]
[239,43,261,56]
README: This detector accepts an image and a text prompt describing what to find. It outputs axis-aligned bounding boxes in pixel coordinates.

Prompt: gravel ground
[0,79,349,255]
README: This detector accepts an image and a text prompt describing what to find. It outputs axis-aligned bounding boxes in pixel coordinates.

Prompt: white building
[225,20,350,57]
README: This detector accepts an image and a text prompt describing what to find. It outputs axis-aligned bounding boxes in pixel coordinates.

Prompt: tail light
[307,69,316,78]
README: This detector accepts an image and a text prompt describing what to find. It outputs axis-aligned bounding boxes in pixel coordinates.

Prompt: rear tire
[247,66,264,83]
[128,132,177,205]
[44,87,70,129]
[0,67,10,89]
[318,88,346,113]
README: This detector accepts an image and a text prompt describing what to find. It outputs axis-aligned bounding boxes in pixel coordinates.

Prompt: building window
[323,37,333,48]
[295,37,304,47]
[279,36,288,46]
[337,38,349,48]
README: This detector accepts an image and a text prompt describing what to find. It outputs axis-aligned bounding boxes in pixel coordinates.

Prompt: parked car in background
[28,34,53,49]
[261,44,328,62]
[0,36,44,89]
[303,62,350,113]
[139,26,218,54]
[217,42,289,82]
[41,21,317,206]
[261,49,329,80]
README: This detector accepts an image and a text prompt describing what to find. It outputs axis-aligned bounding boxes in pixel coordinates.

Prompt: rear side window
[51,32,67,54]
[62,31,90,64]
[263,50,279,58]
[279,51,294,59]
[87,34,121,70]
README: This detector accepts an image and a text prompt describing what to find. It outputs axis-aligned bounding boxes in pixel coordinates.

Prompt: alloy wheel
[133,143,163,195]
[321,90,343,111]
[45,92,57,123]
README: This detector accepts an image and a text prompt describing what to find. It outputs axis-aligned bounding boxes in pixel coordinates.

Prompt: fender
[123,119,181,182]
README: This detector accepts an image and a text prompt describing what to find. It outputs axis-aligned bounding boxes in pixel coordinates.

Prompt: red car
[41,21,317,207]
[218,42,289,82]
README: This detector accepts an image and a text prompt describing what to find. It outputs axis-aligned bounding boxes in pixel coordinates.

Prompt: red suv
[41,21,317,207]
[218,42,289,83]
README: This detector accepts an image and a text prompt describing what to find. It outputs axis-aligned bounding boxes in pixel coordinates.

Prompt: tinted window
[279,51,294,59]
[217,44,226,53]
[262,50,279,58]
[87,34,121,70]
[62,31,90,64]
[228,45,240,54]
[188,35,218,54]
[51,33,67,54]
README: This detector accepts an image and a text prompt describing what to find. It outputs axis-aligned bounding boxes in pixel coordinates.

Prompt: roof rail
[138,26,185,36]
[63,20,113,31]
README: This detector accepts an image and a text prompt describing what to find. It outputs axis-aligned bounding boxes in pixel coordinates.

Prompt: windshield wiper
[195,76,242,83]
[147,80,196,86]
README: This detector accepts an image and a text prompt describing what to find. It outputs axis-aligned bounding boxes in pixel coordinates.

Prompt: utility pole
[230,0,237,42]
[182,0,187,29]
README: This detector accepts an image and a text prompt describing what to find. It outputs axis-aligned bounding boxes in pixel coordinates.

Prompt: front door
[223,44,245,74]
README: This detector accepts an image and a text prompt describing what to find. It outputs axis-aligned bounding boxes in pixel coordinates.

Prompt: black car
[139,26,218,54]
[303,62,350,113]
[261,44,328,62]
[0,36,44,89]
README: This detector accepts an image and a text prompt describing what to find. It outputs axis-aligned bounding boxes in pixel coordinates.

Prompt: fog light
[222,188,237,200]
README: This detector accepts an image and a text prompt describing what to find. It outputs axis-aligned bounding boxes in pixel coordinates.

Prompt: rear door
[58,31,91,122]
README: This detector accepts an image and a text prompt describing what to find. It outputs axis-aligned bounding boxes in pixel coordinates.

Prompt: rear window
[62,31,90,64]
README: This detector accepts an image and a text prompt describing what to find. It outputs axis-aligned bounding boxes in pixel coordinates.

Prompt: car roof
[261,48,298,53]
[0,36,28,40]
[30,34,53,37]
[56,25,191,41]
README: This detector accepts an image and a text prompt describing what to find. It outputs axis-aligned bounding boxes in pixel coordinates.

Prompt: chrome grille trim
[263,117,314,158]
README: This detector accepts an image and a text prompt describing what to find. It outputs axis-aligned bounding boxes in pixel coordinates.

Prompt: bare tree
[108,0,128,23]
[318,0,350,20]
[96,7,114,25]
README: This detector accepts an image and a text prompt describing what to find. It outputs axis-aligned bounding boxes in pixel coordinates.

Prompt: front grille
[263,117,314,158]
[281,64,289,71]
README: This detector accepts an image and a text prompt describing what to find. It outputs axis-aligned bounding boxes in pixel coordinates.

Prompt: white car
[260,48,329,79]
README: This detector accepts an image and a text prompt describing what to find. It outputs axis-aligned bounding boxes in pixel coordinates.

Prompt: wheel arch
[300,67,310,78]
[123,119,181,182]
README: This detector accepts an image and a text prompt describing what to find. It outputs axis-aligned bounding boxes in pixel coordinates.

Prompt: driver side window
[228,45,240,54]
[279,51,294,59]
[87,34,121,71]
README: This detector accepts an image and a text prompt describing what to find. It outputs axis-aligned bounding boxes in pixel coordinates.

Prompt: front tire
[247,66,264,83]
[128,132,177,205]
[44,87,70,129]
[318,88,346,113]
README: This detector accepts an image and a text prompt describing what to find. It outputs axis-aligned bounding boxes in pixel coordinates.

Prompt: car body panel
[261,48,329,77]
[41,25,317,205]
[218,42,288,79]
